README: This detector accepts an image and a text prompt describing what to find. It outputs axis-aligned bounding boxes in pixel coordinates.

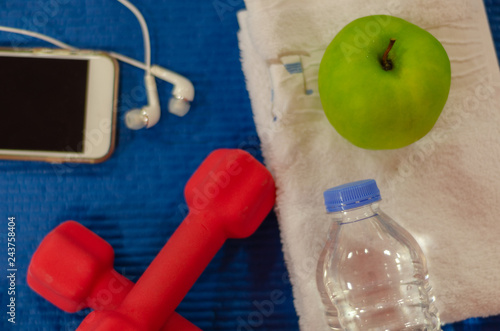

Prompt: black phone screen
[0,56,89,153]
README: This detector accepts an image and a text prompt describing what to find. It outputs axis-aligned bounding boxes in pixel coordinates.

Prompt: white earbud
[150,65,195,117]
[125,74,160,130]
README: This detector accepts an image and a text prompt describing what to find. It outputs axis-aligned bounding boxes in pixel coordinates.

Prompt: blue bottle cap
[324,179,381,212]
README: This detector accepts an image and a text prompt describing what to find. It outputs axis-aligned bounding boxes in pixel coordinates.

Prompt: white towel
[237,0,500,329]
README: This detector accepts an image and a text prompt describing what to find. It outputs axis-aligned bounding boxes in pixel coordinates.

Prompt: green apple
[318,15,451,149]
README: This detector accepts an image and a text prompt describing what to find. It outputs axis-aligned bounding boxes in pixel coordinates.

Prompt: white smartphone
[0,48,119,163]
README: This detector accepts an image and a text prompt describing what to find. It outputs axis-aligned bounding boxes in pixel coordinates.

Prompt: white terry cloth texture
[237,0,500,329]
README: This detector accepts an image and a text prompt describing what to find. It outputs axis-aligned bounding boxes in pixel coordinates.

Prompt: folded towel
[238,0,500,329]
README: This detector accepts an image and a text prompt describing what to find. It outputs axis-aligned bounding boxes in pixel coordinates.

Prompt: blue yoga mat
[0,0,499,330]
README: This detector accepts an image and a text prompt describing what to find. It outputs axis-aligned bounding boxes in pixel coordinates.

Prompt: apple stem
[381,38,396,71]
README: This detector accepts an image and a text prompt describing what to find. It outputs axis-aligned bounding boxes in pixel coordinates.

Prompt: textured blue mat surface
[0,0,499,330]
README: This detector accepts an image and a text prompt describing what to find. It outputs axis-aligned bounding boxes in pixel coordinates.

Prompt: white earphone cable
[115,0,151,73]
[0,26,77,51]
[0,0,151,73]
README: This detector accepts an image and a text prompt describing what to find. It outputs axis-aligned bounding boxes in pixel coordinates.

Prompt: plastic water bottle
[316,179,441,331]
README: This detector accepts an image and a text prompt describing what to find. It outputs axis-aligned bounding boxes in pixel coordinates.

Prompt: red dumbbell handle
[85,269,132,311]
[118,212,225,330]
[87,270,201,331]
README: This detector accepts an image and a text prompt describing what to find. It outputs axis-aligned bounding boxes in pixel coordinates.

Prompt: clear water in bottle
[316,179,441,331]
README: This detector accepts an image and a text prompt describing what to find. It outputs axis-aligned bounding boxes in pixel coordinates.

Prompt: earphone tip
[125,109,148,130]
[168,97,191,117]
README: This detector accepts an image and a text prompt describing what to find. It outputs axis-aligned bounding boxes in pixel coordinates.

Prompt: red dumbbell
[77,149,276,330]
[27,221,200,330]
